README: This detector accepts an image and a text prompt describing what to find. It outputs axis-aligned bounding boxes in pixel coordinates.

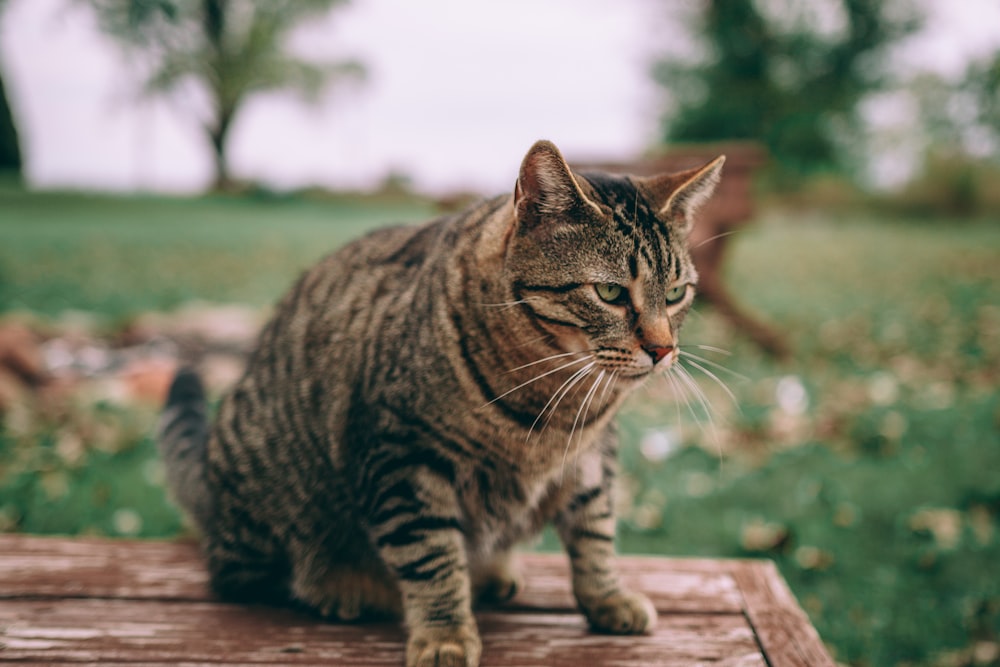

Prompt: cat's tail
[158,367,213,531]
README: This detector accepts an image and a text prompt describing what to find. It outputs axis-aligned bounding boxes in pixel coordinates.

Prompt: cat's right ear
[639,156,725,235]
[513,140,602,231]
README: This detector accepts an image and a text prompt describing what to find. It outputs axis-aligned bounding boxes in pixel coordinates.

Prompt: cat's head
[503,140,724,381]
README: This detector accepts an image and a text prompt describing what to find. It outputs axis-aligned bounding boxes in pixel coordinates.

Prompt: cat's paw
[406,623,482,667]
[474,558,523,605]
[582,589,657,635]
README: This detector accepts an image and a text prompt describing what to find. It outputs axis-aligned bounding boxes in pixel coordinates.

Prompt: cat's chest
[457,452,600,558]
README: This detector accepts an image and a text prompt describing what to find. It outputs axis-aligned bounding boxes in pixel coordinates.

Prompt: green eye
[595,283,626,304]
[665,284,688,305]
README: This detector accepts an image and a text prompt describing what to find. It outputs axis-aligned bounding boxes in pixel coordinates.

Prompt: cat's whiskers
[560,369,606,481]
[664,365,713,433]
[678,353,742,406]
[678,349,747,382]
[663,369,699,430]
[691,229,739,250]
[691,344,732,356]
[479,297,543,310]
[672,364,721,441]
[595,369,619,415]
[481,355,593,409]
[677,363,729,464]
[526,360,596,444]
[511,333,555,350]
[505,349,591,375]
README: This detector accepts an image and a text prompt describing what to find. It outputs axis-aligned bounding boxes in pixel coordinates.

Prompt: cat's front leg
[554,449,657,635]
[367,467,481,667]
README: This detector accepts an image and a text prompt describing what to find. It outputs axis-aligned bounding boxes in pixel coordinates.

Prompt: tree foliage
[655,0,919,179]
[958,52,1000,160]
[0,0,23,177]
[0,68,21,177]
[88,0,363,190]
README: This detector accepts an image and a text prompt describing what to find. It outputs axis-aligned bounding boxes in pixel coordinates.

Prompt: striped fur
[159,140,723,667]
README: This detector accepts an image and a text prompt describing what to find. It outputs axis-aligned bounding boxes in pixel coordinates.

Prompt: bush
[881,152,1000,219]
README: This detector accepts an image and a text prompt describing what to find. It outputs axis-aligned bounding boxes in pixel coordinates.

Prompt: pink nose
[644,345,674,364]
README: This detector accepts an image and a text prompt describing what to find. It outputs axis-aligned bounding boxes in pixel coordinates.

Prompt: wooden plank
[0,535,209,601]
[502,554,744,614]
[0,535,743,614]
[729,561,837,667]
[0,598,764,666]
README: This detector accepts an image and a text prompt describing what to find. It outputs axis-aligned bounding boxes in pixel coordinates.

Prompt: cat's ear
[514,140,602,229]
[639,156,726,234]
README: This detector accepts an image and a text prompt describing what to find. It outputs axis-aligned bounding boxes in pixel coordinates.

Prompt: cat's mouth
[595,346,679,379]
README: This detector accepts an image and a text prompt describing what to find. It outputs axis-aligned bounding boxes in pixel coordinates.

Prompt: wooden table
[0,534,834,666]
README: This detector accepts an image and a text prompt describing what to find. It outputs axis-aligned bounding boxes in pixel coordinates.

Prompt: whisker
[595,369,618,414]
[688,344,732,356]
[679,350,748,382]
[664,370,685,428]
[663,370,703,433]
[526,361,596,442]
[505,349,589,375]
[561,370,605,479]
[682,358,740,408]
[479,297,542,309]
[691,229,739,250]
[482,355,592,408]
[512,333,553,350]
[674,364,727,466]
[575,371,604,440]
[673,365,716,430]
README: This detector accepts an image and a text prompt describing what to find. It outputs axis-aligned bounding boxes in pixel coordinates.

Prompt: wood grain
[730,560,838,667]
[0,534,833,666]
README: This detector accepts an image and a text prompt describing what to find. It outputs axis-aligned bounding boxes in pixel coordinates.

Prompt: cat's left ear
[513,140,603,231]
[638,156,726,235]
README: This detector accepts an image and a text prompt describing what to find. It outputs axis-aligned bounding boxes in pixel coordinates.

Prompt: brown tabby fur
[159,140,724,667]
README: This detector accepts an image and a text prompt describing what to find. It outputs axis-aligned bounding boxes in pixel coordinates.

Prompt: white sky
[1,0,998,195]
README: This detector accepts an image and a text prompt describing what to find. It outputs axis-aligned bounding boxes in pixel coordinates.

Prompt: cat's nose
[643,344,675,365]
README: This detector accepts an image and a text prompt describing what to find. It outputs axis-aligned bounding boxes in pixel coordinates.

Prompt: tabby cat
[159,140,723,667]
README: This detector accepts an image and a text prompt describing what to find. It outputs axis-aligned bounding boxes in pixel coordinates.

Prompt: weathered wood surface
[0,535,834,666]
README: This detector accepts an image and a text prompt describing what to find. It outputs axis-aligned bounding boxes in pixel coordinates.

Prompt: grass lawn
[1,186,999,666]
[0,187,434,320]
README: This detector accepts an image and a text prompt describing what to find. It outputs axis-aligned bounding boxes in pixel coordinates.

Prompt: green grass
[0,187,433,322]
[1,188,999,666]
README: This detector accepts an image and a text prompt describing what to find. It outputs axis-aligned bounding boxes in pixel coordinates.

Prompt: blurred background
[0,1,998,665]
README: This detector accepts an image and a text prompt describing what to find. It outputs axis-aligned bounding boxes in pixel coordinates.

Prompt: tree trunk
[208,123,230,191]
[208,105,235,191]
[0,68,23,177]
[204,0,231,191]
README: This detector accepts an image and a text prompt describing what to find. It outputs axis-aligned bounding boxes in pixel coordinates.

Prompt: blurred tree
[962,52,1000,159]
[895,51,1000,216]
[0,70,21,177]
[0,0,23,178]
[88,0,363,190]
[654,0,919,182]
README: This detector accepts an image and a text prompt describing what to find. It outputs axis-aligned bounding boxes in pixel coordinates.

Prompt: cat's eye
[665,284,689,305]
[595,282,627,305]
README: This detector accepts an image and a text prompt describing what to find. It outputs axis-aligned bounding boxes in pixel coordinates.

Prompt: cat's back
[266,216,455,339]
[322,214,453,280]
[251,206,482,386]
